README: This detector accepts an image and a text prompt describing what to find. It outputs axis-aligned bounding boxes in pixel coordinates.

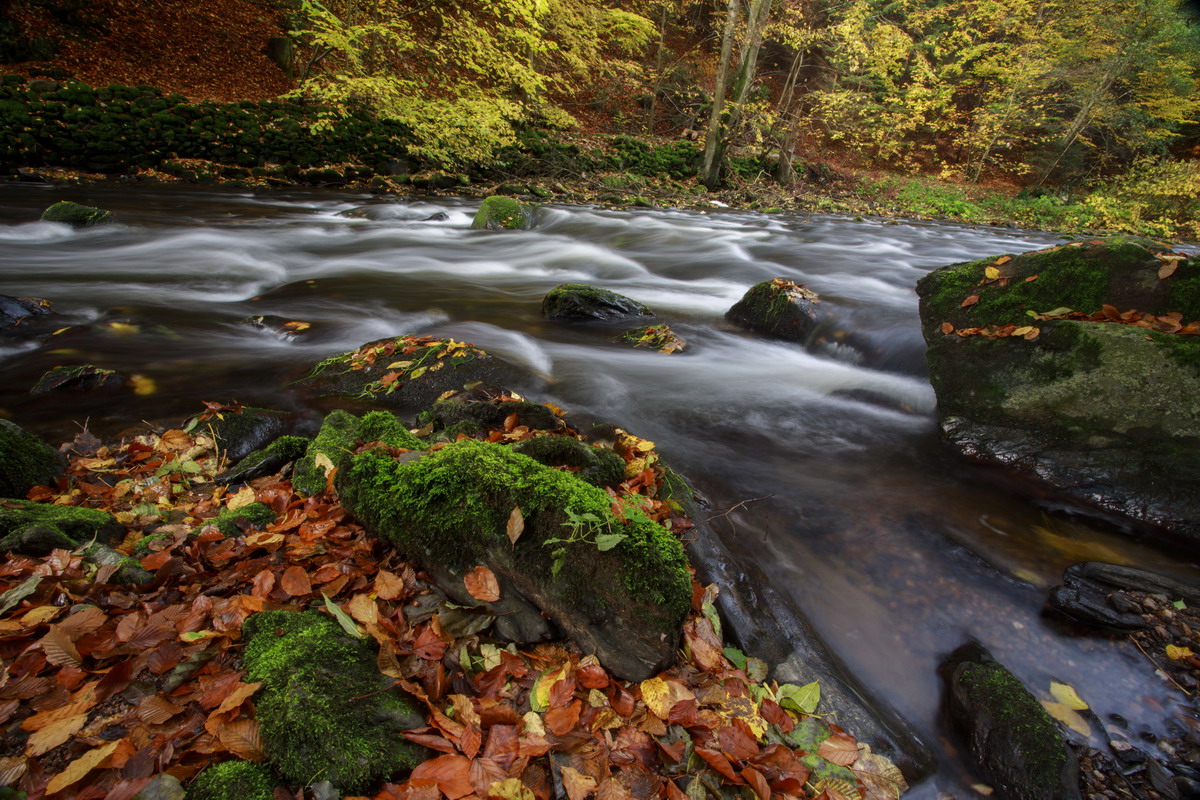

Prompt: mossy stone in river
[542,283,652,322]
[942,642,1080,800]
[242,610,427,793]
[0,419,66,498]
[188,760,275,800]
[725,279,826,342]
[338,439,690,680]
[427,397,562,433]
[513,435,627,488]
[0,499,123,555]
[40,200,114,228]
[471,195,530,230]
[292,410,424,497]
[30,364,123,396]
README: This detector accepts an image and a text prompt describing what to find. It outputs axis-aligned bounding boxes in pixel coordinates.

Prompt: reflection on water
[2,184,1197,797]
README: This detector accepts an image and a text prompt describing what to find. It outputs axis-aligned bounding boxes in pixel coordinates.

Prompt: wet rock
[619,323,685,353]
[916,237,1200,545]
[215,434,310,485]
[1062,562,1200,606]
[293,335,539,413]
[0,419,66,498]
[40,200,114,228]
[187,406,292,462]
[338,438,691,681]
[423,211,449,222]
[471,195,531,230]
[0,294,52,334]
[726,278,830,342]
[30,364,124,396]
[243,314,312,340]
[542,283,652,322]
[941,641,1081,800]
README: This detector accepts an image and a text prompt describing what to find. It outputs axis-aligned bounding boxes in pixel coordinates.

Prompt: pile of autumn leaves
[0,414,898,800]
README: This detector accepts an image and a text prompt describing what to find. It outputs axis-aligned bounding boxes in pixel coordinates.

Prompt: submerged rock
[338,439,691,680]
[619,323,685,353]
[0,294,52,334]
[30,364,124,396]
[242,610,427,793]
[471,195,530,230]
[726,278,829,342]
[941,642,1081,800]
[916,237,1200,543]
[1049,562,1200,631]
[542,283,652,322]
[0,419,66,498]
[41,200,114,228]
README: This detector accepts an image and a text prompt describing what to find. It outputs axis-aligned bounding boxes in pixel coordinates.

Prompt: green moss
[241,610,426,792]
[542,284,652,321]
[434,420,484,442]
[1165,256,1200,315]
[0,419,65,497]
[513,435,626,488]
[30,364,120,395]
[40,200,113,228]
[132,532,170,557]
[0,499,122,555]
[206,502,276,538]
[216,435,311,485]
[188,760,275,800]
[471,195,530,229]
[429,399,561,433]
[294,410,424,496]
[725,280,821,342]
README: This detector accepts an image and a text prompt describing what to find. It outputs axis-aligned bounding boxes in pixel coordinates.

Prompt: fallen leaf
[853,743,908,800]
[985,266,1001,280]
[214,681,263,716]
[411,754,474,800]
[45,739,122,794]
[227,486,256,510]
[25,713,87,757]
[464,566,501,603]
[219,718,265,760]
[280,565,312,597]
[1159,262,1180,279]
[817,733,859,767]
[776,681,820,715]
[961,295,980,308]
[506,507,524,546]
[1039,700,1091,737]
[487,778,536,800]
[1049,682,1088,711]
[1167,644,1195,660]
[375,569,408,600]
[560,765,598,800]
[994,256,1012,265]
[323,593,365,639]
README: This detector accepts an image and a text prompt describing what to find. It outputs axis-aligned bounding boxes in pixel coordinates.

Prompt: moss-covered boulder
[241,610,427,793]
[619,324,685,353]
[0,499,123,555]
[187,407,292,462]
[40,200,114,228]
[941,642,1080,800]
[30,364,123,396]
[726,279,829,342]
[471,195,531,230]
[187,760,274,800]
[513,435,627,488]
[293,336,538,413]
[203,502,277,538]
[425,396,563,434]
[542,284,653,322]
[292,410,424,496]
[338,439,691,680]
[214,435,310,485]
[0,294,52,335]
[916,237,1200,542]
[0,419,65,498]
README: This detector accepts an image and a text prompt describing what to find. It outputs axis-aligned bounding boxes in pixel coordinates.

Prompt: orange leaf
[1023,327,1041,340]
[45,739,121,795]
[25,713,86,757]
[375,569,408,601]
[939,322,954,335]
[137,695,186,724]
[219,718,265,761]
[696,747,743,783]
[464,566,501,603]
[41,625,81,668]
[546,699,582,736]
[742,767,771,800]
[214,681,263,716]
[280,565,312,597]
[961,295,980,308]
[560,765,597,800]
[411,754,475,800]
[506,507,524,546]
[816,733,859,767]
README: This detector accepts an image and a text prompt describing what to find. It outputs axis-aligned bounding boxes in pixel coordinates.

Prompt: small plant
[543,507,627,577]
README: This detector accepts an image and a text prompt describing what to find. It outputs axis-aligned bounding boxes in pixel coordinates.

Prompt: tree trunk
[700,0,741,188]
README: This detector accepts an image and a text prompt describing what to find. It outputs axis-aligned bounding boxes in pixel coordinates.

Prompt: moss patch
[429,399,562,433]
[542,284,652,321]
[0,498,123,555]
[0,419,65,498]
[242,610,426,792]
[215,435,310,485]
[725,279,822,342]
[513,435,626,488]
[293,410,424,496]
[40,200,113,227]
[206,502,276,538]
[471,195,530,229]
[188,760,275,800]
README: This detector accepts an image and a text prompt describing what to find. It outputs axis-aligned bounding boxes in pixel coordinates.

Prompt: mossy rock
[203,502,276,538]
[513,436,626,488]
[40,200,113,228]
[0,498,123,555]
[725,279,827,343]
[215,435,310,485]
[427,397,562,434]
[471,195,531,230]
[542,283,653,322]
[189,407,291,462]
[0,419,65,498]
[187,760,275,800]
[619,324,685,353]
[30,364,123,396]
[293,410,424,497]
[917,238,1200,542]
[941,642,1080,800]
[338,439,690,680]
[242,610,427,793]
[293,336,538,413]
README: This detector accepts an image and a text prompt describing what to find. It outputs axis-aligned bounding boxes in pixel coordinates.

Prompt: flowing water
[2,183,1197,796]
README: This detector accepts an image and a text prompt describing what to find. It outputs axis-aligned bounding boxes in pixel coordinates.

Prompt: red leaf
[718,721,760,762]
[403,731,459,755]
[960,295,980,308]
[815,733,859,767]
[545,699,581,736]
[742,767,771,800]
[413,626,447,661]
[279,565,311,597]
[410,754,475,800]
[696,747,743,784]
[464,566,501,603]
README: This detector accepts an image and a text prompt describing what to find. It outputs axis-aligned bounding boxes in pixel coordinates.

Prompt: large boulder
[40,200,114,228]
[291,410,424,497]
[542,283,652,322]
[338,439,691,681]
[293,335,537,412]
[242,610,427,793]
[916,237,1200,543]
[471,195,531,229]
[0,419,65,498]
[941,642,1080,800]
[726,278,832,342]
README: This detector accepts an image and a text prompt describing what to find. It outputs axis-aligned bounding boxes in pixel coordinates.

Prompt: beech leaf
[464,566,501,603]
[961,295,980,308]
[816,733,859,766]
[506,506,524,546]
[1048,681,1088,711]
[45,739,121,795]
[1040,700,1091,737]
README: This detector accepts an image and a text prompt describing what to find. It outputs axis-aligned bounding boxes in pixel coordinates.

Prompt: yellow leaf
[531,664,568,712]
[488,778,536,800]
[1039,700,1091,737]
[1049,682,1088,711]
[387,361,413,369]
[227,486,256,510]
[640,677,671,718]
[1166,644,1194,660]
[25,713,87,757]
[1011,326,1035,337]
[106,322,139,336]
[635,439,655,453]
[313,452,335,473]
[45,739,121,795]
[985,266,1001,280]
[129,374,157,396]
[20,605,62,627]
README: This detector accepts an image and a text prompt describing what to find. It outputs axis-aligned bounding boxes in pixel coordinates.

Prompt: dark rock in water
[41,200,114,228]
[471,195,531,230]
[0,294,52,334]
[215,435,311,485]
[338,439,691,681]
[543,283,652,322]
[30,364,124,396]
[1049,562,1200,630]
[916,237,1200,544]
[942,642,1081,800]
[726,278,829,342]
[242,610,428,792]
[187,407,291,462]
[0,419,65,498]
[423,211,449,222]
[619,323,685,353]
[293,335,539,413]
[0,499,124,556]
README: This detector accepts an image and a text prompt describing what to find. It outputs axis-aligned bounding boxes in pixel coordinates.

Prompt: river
[1,183,1196,797]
